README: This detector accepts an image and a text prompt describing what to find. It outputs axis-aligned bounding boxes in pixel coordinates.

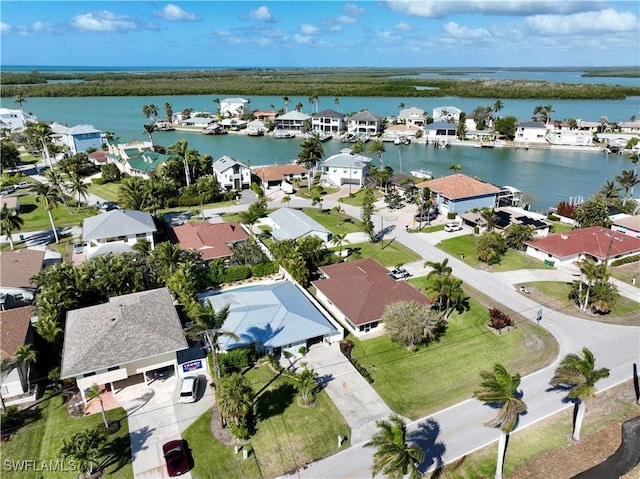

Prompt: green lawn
[301,207,363,235]
[184,363,350,479]
[410,223,444,233]
[350,288,557,419]
[17,194,97,232]
[336,187,383,207]
[86,181,122,202]
[438,235,554,271]
[1,392,132,479]
[342,240,421,267]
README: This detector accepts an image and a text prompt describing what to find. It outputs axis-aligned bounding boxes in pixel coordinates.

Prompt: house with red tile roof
[0,306,35,402]
[417,173,501,215]
[170,221,249,261]
[312,258,430,336]
[524,226,640,266]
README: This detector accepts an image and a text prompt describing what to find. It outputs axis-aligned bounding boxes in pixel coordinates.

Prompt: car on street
[14,182,31,190]
[178,376,199,403]
[97,201,118,211]
[162,440,190,476]
[0,186,15,196]
[444,223,463,232]
[72,242,84,254]
[388,268,411,280]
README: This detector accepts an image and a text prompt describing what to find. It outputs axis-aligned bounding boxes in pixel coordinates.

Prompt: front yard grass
[343,240,421,267]
[86,181,122,203]
[16,194,97,232]
[184,363,350,479]
[337,187,383,206]
[438,235,554,271]
[350,285,557,420]
[1,392,132,479]
[301,207,363,235]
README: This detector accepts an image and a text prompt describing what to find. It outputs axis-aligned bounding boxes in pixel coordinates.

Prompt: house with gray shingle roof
[213,155,252,190]
[320,150,372,187]
[311,109,345,133]
[82,209,156,259]
[347,110,383,134]
[274,111,311,132]
[266,208,332,242]
[61,288,189,401]
[515,121,548,144]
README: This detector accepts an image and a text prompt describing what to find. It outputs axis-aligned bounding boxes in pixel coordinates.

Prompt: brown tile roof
[252,164,307,182]
[417,174,501,200]
[88,150,107,163]
[313,258,430,326]
[0,249,45,289]
[612,215,640,232]
[171,222,248,260]
[0,306,32,360]
[525,226,640,260]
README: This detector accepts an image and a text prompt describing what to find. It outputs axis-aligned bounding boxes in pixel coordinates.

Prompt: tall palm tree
[164,101,173,124]
[282,96,290,113]
[142,103,158,123]
[217,372,253,428]
[364,413,424,479]
[297,133,324,189]
[35,316,63,347]
[143,123,156,145]
[474,363,527,479]
[480,207,499,231]
[184,302,237,380]
[295,101,304,112]
[86,383,109,428]
[14,93,27,116]
[330,232,349,257]
[69,173,89,211]
[1,204,24,250]
[549,347,610,442]
[369,140,386,168]
[32,182,62,243]
[169,139,194,186]
[118,177,149,210]
[424,258,452,278]
[599,180,621,200]
[308,95,319,113]
[14,344,37,391]
[213,97,221,114]
[25,122,53,169]
[574,258,606,312]
[615,169,639,205]
[334,97,340,112]
[493,100,503,119]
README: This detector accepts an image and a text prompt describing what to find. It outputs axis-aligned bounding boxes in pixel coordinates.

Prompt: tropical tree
[25,122,53,169]
[361,186,375,241]
[164,101,173,123]
[424,258,452,278]
[492,100,504,119]
[480,207,499,231]
[1,204,23,249]
[58,427,104,476]
[1,141,21,171]
[281,195,291,207]
[14,344,37,391]
[13,93,27,115]
[573,257,607,312]
[330,232,349,257]
[295,101,303,112]
[308,95,319,113]
[86,384,109,429]
[532,104,554,124]
[369,140,386,168]
[575,197,610,228]
[217,372,253,433]
[294,362,319,406]
[142,123,155,145]
[474,363,527,479]
[615,169,639,205]
[503,223,535,250]
[351,141,365,154]
[168,139,196,186]
[282,96,290,112]
[456,112,467,139]
[364,413,424,479]
[297,133,324,189]
[476,231,508,265]
[549,347,610,441]
[184,302,236,380]
[599,180,621,200]
[142,103,158,123]
[118,177,149,210]
[69,173,89,211]
[32,182,62,243]
[334,97,340,110]
[332,205,344,226]
[427,274,469,318]
[448,163,462,173]
[382,301,446,348]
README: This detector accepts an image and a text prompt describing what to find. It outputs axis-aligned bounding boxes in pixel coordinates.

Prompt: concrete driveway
[115,370,213,478]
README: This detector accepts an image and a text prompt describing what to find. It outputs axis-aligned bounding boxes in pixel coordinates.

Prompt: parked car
[14,181,31,190]
[388,268,411,280]
[178,376,199,403]
[162,440,190,477]
[97,201,118,211]
[414,210,438,222]
[72,242,84,254]
[0,186,15,196]
[153,367,169,380]
[444,223,463,232]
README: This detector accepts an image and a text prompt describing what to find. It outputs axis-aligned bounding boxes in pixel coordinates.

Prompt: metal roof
[82,209,156,241]
[267,207,330,241]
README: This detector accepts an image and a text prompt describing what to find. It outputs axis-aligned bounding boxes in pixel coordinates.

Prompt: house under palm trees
[0,306,36,405]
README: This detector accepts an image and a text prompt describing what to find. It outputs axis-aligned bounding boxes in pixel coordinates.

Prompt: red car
[162,440,190,476]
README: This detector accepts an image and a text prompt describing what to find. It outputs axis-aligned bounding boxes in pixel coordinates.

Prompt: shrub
[556,201,577,219]
[447,212,456,220]
[547,213,560,221]
[251,182,263,197]
[91,177,106,185]
[222,265,251,283]
[351,359,374,384]
[487,307,513,330]
[298,346,307,356]
[611,254,640,267]
[251,261,279,277]
[101,163,121,182]
[220,347,256,375]
[0,406,24,431]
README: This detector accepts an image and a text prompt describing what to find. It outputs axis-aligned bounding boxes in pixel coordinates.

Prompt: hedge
[251,261,279,277]
[611,254,640,267]
[222,265,251,283]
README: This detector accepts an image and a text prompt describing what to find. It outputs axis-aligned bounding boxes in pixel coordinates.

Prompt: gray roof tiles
[267,208,330,241]
[82,209,156,241]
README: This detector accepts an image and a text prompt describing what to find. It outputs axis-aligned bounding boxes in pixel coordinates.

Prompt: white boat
[274,129,295,139]
[410,169,432,179]
[394,136,411,145]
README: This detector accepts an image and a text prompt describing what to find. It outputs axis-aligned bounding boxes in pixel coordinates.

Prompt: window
[83,372,96,378]
[107,366,120,371]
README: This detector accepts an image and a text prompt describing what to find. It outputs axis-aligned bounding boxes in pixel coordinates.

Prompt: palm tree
[424,258,452,278]
[143,123,155,145]
[14,93,27,116]
[549,347,610,441]
[398,102,405,109]
[364,413,424,479]
[118,177,149,210]
[493,100,503,119]
[32,182,62,243]
[599,180,621,200]
[1,204,24,250]
[281,195,291,207]
[213,97,221,114]
[217,372,253,427]
[86,383,109,428]
[308,95,319,113]
[35,316,63,347]
[448,163,462,173]
[164,101,173,124]
[334,97,340,111]
[25,122,53,169]
[14,344,37,392]
[295,101,304,112]
[369,140,386,168]
[297,133,324,189]
[282,96,290,113]
[69,174,89,211]
[474,363,527,479]
[332,205,344,226]
[427,274,466,318]
[480,207,499,231]
[169,139,194,186]
[330,232,349,257]
[142,103,158,123]
[184,302,237,380]
[294,362,319,405]
[58,427,104,476]
[575,257,606,311]
[615,169,639,205]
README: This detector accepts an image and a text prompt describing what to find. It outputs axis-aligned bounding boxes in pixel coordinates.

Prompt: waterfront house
[252,163,307,191]
[253,110,277,121]
[524,226,640,267]
[0,249,44,309]
[274,111,311,132]
[546,128,594,147]
[266,208,332,242]
[320,150,372,187]
[432,106,462,123]
[59,124,103,155]
[417,173,501,215]
[423,122,458,144]
[61,288,189,402]
[212,155,251,190]
[0,108,36,131]
[201,281,342,357]
[182,116,214,128]
[460,207,550,236]
[170,221,248,261]
[619,120,640,134]
[347,110,383,135]
[611,215,640,238]
[106,138,168,179]
[82,209,156,259]
[0,306,36,404]
[312,258,430,336]
[515,121,548,144]
[311,109,345,133]
[397,107,426,129]
[220,98,250,118]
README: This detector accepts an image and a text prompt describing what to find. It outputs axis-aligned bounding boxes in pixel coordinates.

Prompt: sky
[1,1,638,68]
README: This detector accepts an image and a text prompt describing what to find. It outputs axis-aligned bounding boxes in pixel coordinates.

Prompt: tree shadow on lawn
[409,418,447,474]
[99,434,132,473]
[254,383,296,422]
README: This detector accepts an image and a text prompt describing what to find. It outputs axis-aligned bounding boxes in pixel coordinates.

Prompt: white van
[178,376,199,403]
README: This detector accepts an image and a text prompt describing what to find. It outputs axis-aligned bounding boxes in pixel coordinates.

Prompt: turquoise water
[2,94,637,210]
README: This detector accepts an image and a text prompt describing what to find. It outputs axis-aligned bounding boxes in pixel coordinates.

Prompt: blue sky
[1,1,638,67]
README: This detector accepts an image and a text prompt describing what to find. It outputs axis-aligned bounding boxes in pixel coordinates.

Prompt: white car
[178,376,199,403]
[444,223,463,232]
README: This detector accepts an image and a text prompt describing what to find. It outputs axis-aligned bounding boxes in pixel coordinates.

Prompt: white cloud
[525,8,638,35]
[337,16,357,25]
[71,11,137,33]
[0,22,10,35]
[249,6,274,22]
[343,3,365,16]
[294,34,311,44]
[377,30,401,41]
[330,25,343,33]
[386,0,606,18]
[154,4,198,22]
[31,21,56,34]
[442,21,491,39]
[395,21,411,31]
[300,24,320,35]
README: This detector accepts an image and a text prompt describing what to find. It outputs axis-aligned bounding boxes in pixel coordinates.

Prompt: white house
[546,128,594,147]
[0,108,36,131]
[432,106,462,123]
[347,110,383,134]
[320,150,372,187]
[220,98,250,118]
[274,111,311,132]
[82,209,156,259]
[213,155,252,190]
[423,121,458,143]
[311,109,345,133]
[397,107,426,129]
[266,208,332,242]
[515,121,548,144]
[60,124,103,155]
